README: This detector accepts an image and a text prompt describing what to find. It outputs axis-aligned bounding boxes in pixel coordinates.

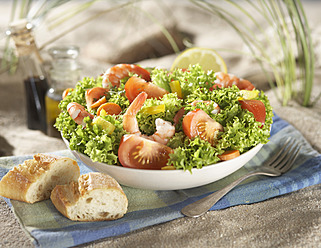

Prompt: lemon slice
[238,90,259,100]
[171,47,227,73]
[92,116,115,134]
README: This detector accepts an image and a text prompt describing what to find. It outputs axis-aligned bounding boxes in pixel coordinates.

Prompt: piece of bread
[50,172,128,221]
[0,153,80,203]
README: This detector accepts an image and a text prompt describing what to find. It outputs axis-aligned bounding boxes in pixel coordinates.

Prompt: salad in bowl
[56,63,273,183]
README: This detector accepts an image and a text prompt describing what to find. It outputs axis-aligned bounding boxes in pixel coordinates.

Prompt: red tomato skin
[239,100,266,124]
[124,77,147,102]
[182,110,196,139]
[118,134,173,170]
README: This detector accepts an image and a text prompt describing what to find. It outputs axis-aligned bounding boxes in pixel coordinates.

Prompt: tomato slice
[118,134,174,170]
[239,99,266,124]
[125,76,168,102]
[182,109,223,146]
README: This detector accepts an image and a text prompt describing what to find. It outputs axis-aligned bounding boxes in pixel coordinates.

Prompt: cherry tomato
[125,76,168,102]
[118,134,174,170]
[182,109,223,146]
[239,99,266,124]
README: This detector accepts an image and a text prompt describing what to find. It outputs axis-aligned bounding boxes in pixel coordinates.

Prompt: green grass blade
[38,1,134,51]
[47,0,99,30]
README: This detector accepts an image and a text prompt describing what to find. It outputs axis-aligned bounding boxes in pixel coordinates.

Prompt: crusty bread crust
[51,172,128,221]
[0,153,80,203]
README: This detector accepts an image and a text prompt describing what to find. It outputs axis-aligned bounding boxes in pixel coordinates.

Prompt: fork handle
[181,171,275,218]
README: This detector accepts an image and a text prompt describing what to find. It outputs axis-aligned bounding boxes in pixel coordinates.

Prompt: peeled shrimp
[85,87,108,109]
[151,118,176,145]
[102,64,151,88]
[123,92,175,145]
[67,102,94,126]
[214,72,255,90]
[123,92,147,135]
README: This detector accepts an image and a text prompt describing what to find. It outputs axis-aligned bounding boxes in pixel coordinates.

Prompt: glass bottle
[45,45,81,137]
[8,19,49,133]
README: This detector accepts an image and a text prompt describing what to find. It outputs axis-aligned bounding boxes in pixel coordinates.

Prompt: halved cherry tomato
[125,76,168,102]
[239,99,266,124]
[97,102,122,116]
[218,150,240,161]
[118,134,174,170]
[182,109,223,146]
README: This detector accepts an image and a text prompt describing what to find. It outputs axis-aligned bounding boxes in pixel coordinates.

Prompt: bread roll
[50,172,128,221]
[0,153,80,203]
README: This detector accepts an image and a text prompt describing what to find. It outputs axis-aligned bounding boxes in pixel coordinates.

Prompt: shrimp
[67,102,94,127]
[123,92,175,145]
[85,87,109,109]
[123,92,147,135]
[102,64,151,88]
[190,100,221,114]
[214,72,255,90]
[150,118,176,145]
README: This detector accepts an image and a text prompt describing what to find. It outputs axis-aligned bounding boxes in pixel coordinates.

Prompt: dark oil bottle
[8,19,48,133]
[24,76,48,132]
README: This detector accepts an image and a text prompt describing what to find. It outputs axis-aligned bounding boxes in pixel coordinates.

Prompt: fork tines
[269,138,302,173]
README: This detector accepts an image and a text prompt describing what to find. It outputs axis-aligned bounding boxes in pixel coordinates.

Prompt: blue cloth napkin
[0,114,320,248]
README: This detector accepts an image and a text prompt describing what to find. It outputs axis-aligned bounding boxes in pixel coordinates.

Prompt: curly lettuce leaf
[55,77,126,165]
[167,133,222,172]
[136,93,183,135]
[55,65,273,169]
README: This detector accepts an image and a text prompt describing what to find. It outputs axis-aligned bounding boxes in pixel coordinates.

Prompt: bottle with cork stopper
[8,19,49,133]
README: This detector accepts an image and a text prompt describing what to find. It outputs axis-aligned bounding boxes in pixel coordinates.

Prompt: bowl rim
[62,136,263,174]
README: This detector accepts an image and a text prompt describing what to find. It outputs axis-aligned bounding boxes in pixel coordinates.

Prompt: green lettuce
[55,65,273,171]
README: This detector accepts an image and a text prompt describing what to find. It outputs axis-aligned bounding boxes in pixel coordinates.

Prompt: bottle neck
[48,45,82,92]
[9,20,46,79]
[9,20,43,61]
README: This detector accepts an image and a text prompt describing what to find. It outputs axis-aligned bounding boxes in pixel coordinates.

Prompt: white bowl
[62,137,263,190]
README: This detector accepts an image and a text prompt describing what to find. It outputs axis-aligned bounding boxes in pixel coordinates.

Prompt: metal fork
[181,138,301,218]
